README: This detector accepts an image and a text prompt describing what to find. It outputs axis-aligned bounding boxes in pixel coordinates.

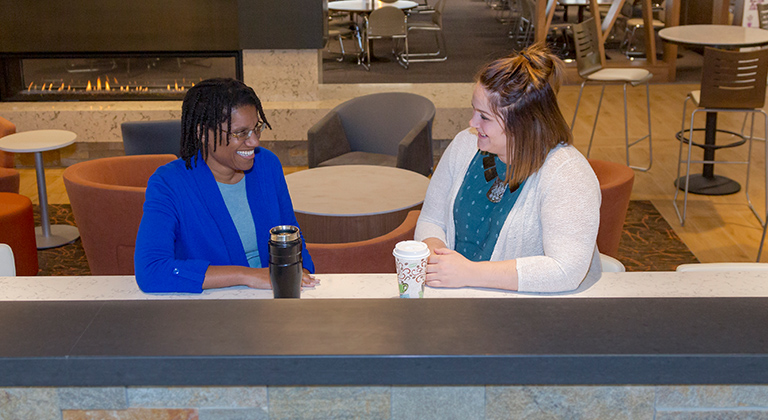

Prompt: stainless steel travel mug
[268,225,303,298]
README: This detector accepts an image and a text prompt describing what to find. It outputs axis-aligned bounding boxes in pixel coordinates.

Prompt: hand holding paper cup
[393,240,430,298]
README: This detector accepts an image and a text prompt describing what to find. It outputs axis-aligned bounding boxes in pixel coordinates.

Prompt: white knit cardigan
[415,129,602,292]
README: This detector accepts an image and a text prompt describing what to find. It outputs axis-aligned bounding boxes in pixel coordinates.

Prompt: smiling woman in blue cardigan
[134,78,316,293]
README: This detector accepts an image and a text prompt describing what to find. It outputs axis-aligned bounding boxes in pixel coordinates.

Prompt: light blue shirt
[217,177,261,268]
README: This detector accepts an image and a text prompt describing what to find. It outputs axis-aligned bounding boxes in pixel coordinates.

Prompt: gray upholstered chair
[307,92,436,176]
[121,119,182,157]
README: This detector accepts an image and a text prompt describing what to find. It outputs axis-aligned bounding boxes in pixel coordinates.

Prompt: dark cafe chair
[121,119,182,157]
[403,0,448,63]
[365,6,410,69]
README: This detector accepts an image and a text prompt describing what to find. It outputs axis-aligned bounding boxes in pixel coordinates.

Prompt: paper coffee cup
[393,240,430,298]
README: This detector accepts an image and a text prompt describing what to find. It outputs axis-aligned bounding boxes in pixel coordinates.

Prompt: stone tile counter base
[4,385,768,419]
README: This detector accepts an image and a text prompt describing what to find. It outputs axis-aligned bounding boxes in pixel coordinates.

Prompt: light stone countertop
[1,271,767,301]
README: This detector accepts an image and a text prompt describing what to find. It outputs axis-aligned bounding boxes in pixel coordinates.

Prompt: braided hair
[475,43,571,188]
[180,78,271,169]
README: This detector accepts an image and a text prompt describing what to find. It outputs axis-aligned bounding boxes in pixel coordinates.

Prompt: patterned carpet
[617,201,699,271]
[33,201,697,276]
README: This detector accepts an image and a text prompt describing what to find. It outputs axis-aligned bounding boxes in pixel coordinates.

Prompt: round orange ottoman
[0,192,38,275]
[0,167,19,193]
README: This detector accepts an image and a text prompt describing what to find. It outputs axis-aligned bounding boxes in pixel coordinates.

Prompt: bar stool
[673,47,768,261]
[570,18,653,172]
[0,192,38,276]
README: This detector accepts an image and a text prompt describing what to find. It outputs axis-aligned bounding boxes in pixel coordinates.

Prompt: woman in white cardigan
[415,44,602,293]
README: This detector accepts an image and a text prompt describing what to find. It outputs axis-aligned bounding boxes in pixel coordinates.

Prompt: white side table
[0,130,80,249]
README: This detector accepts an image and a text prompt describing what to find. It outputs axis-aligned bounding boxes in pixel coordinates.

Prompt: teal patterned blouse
[453,151,526,261]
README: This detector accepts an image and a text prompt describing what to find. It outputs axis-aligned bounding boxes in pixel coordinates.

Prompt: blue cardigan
[134,148,314,293]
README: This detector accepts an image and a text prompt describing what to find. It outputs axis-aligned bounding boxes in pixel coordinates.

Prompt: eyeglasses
[226,121,266,140]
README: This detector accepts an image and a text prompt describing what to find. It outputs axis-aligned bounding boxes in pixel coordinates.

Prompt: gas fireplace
[0,0,324,102]
[0,52,241,102]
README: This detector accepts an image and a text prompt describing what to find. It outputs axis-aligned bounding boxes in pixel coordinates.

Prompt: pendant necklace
[482,154,519,204]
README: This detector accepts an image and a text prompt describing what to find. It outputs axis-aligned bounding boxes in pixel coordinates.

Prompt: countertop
[2,271,768,300]
[2,271,768,387]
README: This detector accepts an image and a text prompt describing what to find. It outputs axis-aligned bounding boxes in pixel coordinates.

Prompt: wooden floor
[17,82,768,264]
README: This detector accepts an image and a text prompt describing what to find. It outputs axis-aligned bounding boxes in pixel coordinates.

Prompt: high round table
[285,165,429,243]
[660,25,768,195]
[0,130,80,249]
[328,0,419,13]
[659,25,768,49]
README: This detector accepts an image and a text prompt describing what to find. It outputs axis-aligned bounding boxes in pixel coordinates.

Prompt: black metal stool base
[675,128,748,150]
[674,175,741,195]
[674,127,747,195]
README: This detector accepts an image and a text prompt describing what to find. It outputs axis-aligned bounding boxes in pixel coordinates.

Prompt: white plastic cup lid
[393,240,430,259]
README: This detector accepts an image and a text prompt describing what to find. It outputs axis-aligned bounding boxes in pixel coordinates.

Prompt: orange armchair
[63,154,176,275]
[306,210,420,273]
[588,159,635,258]
[0,116,19,193]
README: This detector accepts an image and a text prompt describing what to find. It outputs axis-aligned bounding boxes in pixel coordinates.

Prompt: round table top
[0,129,77,153]
[328,0,419,12]
[659,25,768,49]
[286,165,430,217]
[557,0,612,6]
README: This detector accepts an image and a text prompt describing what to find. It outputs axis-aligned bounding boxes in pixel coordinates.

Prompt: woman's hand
[425,248,476,288]
[425,250,519,290]
[302,269,320,288]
